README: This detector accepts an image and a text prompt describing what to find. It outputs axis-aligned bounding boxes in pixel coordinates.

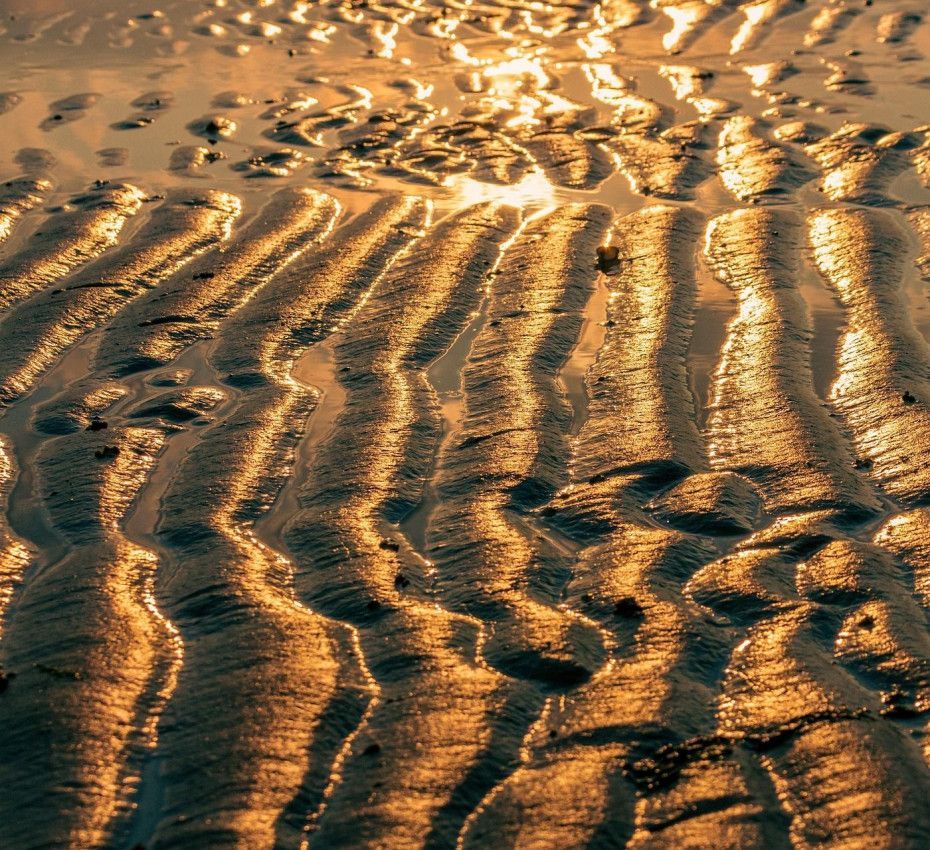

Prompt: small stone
[614,597,644,618]
[596,245,620,273]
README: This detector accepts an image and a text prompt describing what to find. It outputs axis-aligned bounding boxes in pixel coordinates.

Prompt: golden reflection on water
[440,169,557,212]
[4,0,930,846]
[658,3,707,53]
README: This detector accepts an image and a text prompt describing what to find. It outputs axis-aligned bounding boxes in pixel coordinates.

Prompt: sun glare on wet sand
[1,0,930,847]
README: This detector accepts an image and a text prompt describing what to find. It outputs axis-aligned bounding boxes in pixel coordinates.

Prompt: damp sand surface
[1,1,930,847]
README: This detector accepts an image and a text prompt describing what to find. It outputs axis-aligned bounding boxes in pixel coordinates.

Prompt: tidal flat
[1,0,930,847]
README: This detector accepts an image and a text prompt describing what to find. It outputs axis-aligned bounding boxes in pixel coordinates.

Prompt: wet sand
[1,0,930,847]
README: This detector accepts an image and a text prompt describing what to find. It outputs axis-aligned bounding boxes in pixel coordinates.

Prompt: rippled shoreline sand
[1,0,930,847]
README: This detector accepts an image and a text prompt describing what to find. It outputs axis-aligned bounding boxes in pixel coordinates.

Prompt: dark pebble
[614,597,644,618]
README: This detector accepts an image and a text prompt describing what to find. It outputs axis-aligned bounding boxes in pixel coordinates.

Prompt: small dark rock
[94,445,120,459]
[362,742,381,756]
[394,572,410,589]
[86,418,108,431]
[596,245,620,274]
[614,597,644,618]
[379,539,400,552]
[903,390,917,405]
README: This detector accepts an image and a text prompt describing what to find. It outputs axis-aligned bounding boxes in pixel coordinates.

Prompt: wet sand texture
[1,0,930,848]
